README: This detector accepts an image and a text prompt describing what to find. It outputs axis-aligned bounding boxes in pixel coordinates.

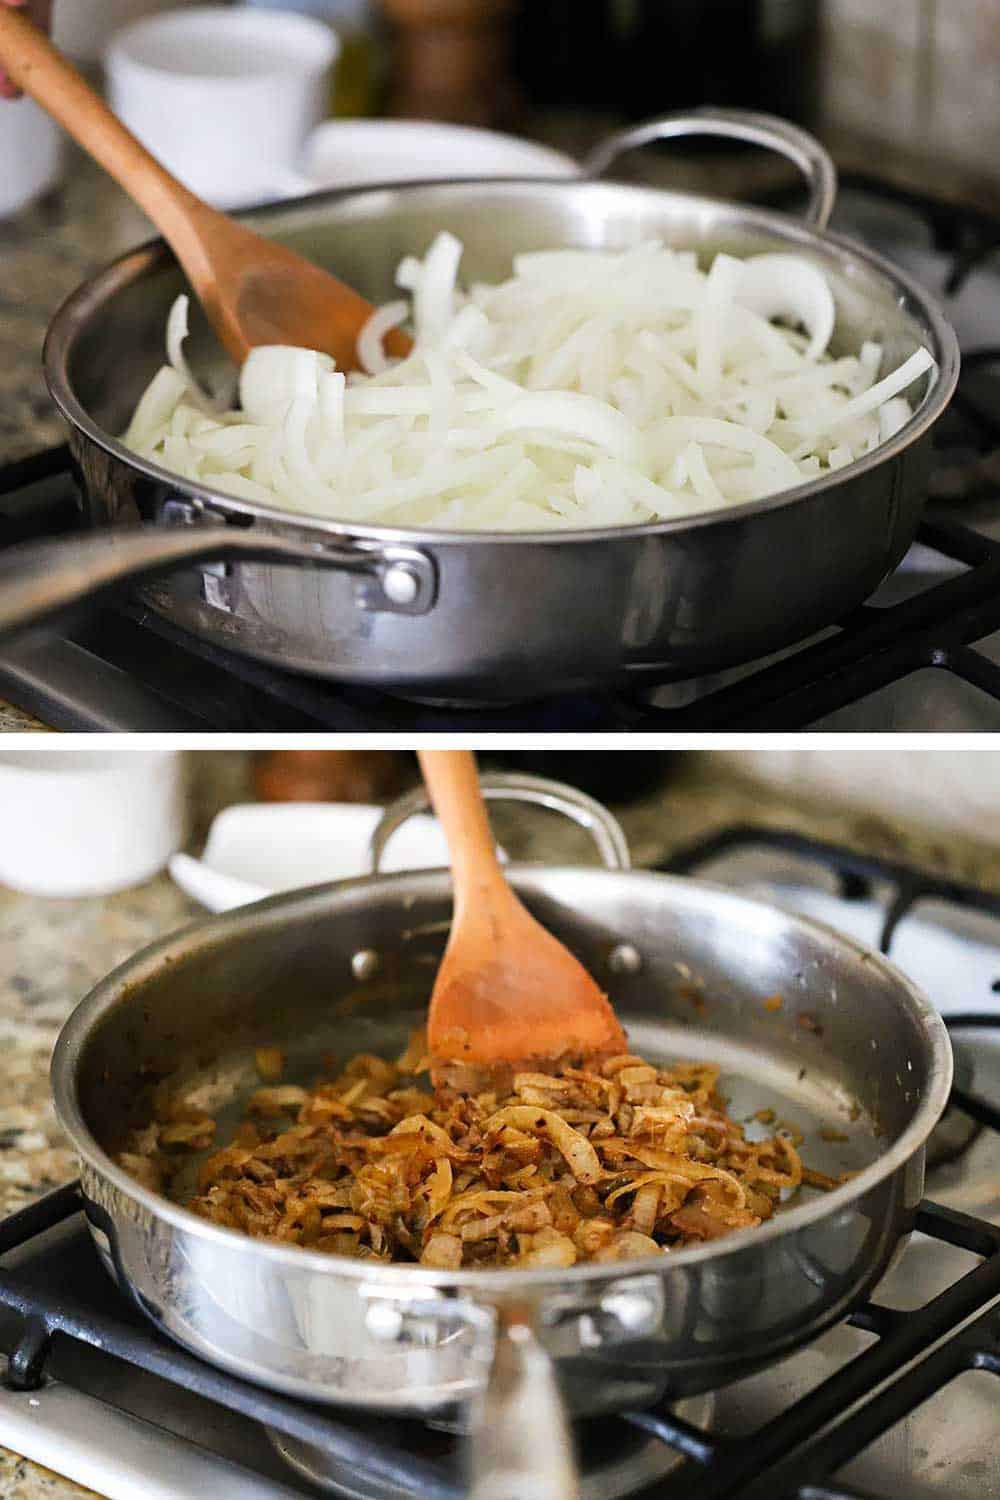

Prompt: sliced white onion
[281,395,339,510]
[792,347,935,453]
[126,239,934,532]
[737,254,836,361]
[318,370,346,446]
[494,392,641,465]
[240,344,334,426]
[652,416,803,490]
[357,299,409,377]
[879,396,912,442]
[165,295,224,414]
[441,303,492,354]
[681,442,724,504]
[413,230,463,345]
[395,255,422,292]
[696,253,743,393]
[124,365,187,449]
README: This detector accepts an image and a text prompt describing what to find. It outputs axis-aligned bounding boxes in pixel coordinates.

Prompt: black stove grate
[633,1202,1000,1500]
[3,829,1000,1498]
[4,173,1000,730]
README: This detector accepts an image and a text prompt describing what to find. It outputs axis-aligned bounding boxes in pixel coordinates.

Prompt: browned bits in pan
[802,1166,845,1191]
[255,1048,285,1082]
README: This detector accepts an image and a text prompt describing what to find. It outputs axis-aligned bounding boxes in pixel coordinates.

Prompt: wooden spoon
[418,750,627,1089]
[0,6,411,371]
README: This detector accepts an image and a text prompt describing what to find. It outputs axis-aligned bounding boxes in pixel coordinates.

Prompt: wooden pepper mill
[379,0,519,126]
[254,751,412,804]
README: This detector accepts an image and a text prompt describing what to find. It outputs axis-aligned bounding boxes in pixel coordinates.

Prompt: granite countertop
[4,752,1000,1496]
[0,146,152,734]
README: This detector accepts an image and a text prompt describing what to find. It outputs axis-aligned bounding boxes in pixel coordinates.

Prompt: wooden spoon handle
[417,751,504,897]
[0,6,199,240]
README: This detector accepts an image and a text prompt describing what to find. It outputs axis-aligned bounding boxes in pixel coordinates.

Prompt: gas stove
[2,829,1000,1499]
[5,176,1000,730]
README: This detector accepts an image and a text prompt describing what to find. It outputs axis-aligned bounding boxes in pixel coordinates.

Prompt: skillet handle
[369,771,632,875]
[0,522,437,642]
[467,1305,577,1500]
[584,106,838,230]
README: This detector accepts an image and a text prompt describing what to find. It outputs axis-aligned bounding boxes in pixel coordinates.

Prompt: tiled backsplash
[819,0,1000,203]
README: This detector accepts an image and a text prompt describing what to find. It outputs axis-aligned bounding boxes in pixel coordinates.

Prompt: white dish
[277,118,578,197]
[105,6,338,209]
[168,800,493,911]
[0,752,186,898]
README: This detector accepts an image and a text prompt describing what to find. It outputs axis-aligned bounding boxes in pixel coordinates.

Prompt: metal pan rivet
[609,944,642,975]
[383,565,419,606]
[351,949,381,981]
[365,1303,404,1341]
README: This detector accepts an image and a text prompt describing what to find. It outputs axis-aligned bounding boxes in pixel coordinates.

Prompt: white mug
[105,6,339,209]
[0,752,187,898]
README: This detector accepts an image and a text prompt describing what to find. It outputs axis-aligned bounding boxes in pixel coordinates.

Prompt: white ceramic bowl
[0,752,187,898]
[105,6,339,209]
[277,118,579,197]
[168,801,478,911]
[0,95,62,220]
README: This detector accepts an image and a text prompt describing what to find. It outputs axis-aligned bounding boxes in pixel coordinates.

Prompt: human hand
[0,0,51,98]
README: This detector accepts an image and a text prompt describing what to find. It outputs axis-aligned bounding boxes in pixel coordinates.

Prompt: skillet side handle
[370,771,631,876]
[0,523,437,642]
[467,1304,578,1500]
[584,106,838,230]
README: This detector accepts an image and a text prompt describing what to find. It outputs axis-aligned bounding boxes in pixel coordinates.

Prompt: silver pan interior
[52,869,951,1416]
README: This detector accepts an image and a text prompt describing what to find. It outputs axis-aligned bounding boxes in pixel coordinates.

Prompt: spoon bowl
[418,750,627,1088]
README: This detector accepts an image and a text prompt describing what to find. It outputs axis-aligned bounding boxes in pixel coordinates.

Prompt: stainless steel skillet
[49,777,952,1497]
[0,109,960,703]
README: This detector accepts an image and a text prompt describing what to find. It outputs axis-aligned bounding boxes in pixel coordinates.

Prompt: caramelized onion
[118,1029,820,1269]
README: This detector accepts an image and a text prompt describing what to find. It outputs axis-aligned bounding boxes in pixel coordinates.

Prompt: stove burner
[269,1395,716,1499]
